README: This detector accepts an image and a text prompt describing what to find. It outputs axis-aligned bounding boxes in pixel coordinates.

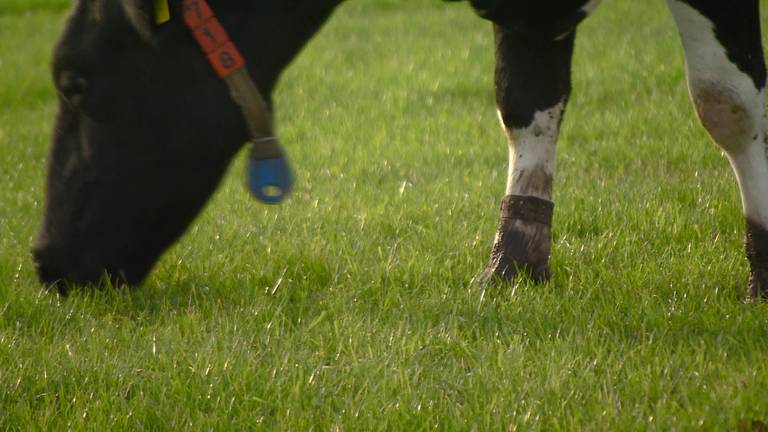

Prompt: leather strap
[181,0,282,159]
[500,194,554,226]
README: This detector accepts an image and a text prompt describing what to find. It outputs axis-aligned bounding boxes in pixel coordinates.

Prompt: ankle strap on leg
[746,219,768,270]
[500,195,555,226]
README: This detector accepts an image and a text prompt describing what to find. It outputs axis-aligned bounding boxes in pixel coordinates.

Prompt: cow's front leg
[480,27,576,284]
[667,0,768,299]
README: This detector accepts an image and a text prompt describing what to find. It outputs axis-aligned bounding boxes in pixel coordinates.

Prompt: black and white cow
[33,0,768,299]
[473,0,768,300]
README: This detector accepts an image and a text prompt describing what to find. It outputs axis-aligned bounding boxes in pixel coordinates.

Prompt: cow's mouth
[31,240,148,294]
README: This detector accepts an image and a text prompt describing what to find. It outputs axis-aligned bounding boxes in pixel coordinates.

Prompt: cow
[33,0,768,299]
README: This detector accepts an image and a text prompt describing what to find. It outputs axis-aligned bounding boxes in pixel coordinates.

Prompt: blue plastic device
[247,152,294,204]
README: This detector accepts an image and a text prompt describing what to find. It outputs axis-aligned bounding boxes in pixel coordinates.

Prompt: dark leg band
[479,194,555,284]
[745,219,768,299]
[500,195,554,226]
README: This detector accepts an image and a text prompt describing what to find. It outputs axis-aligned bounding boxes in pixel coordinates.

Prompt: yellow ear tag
[154,0,170,24]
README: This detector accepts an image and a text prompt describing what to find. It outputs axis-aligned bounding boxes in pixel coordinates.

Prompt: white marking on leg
[668,0,768,226]
[498,100,565,201]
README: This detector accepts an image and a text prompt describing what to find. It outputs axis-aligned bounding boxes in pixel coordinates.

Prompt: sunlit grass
[2,1,768,429]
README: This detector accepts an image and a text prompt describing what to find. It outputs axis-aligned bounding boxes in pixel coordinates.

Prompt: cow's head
[33,0,338,293]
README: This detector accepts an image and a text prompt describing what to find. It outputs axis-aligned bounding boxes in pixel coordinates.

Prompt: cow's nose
[32,242,130,295]
[32,242,72,294]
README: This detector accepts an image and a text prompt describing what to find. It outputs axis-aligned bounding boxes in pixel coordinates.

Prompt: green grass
[2,0,768,429]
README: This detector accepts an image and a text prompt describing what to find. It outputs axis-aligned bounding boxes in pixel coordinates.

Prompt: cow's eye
[58,71,89,108]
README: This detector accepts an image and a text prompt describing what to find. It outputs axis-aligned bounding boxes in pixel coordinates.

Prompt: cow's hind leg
[667,0,768,299]
[479,27,576,284]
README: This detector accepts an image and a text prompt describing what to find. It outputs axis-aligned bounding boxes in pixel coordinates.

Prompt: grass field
[3,0,768,429]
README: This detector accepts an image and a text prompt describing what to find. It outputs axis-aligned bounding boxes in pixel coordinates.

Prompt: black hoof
[478,195,554,286]
[745,219,768,301]
[477,260,551,287]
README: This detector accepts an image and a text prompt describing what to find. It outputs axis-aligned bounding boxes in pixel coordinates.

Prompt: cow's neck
[226,1,345,95]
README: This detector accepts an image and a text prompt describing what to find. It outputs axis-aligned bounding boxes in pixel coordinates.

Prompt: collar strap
[180,0,275,146]
[182,0,246,78]
[175,0,294,202]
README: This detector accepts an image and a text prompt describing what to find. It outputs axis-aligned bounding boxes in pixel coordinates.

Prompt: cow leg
[479,27,576,284]
[667,0,768,299]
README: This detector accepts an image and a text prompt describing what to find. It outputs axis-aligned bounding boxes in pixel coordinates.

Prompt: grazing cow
[33,0,767,299]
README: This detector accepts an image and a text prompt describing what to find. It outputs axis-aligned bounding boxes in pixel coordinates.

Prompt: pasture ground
[2,0,768,429]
